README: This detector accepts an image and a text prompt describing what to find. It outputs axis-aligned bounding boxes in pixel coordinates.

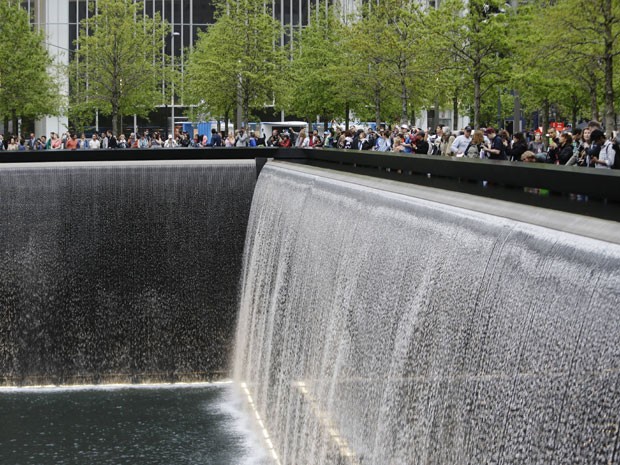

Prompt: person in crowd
[189,134,201,147]
[210,128,222,147]
[528,132,545,155]
[247,131,258,147]
[235,128,249,147]
[117,134,128,148]
[412,130,429,154]
[428,125,443,155]
[399,126,413,154]
[139,133,150,148]
[572,128,583,150]
[440,129,454,156]
[392,136,406,153]
[295,129,309,148]
[6,136,19,151]
[89,133,101,149]
[450,126,472,156]
[322,130,334,148]
[484,127,508,160]
[546,127,560,152]
[548,132,573,165]
[367,128,378,148]
[150,131,163,148]
[64,133,78,150]
[50,132,63,149]
[279,132,292,148]
[585,121,602,162]
[521,150,538,162]
[357,131,371,150]
[508,132,528,162]
[428,124,443,155]
[107,130,118,149]
[34,137,46,150]
[127,133,137,148]
[266,129,280,147]
[308,130,320,148]
[18,138,27,151]
[78,133,89,149]
[27,132,36,150]
[177,132,189,147]
[463,130,485,158]
[164,134,177,148]
[375,130,391,152]
[224,132,235,147]
[590,130,616,169]
[566,128,588,166]
[340,130,353,149]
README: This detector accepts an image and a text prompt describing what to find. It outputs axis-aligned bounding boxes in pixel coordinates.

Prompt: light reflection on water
[0,383,270,465]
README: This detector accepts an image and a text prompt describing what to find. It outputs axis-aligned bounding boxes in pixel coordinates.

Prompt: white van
[259,121,310,142]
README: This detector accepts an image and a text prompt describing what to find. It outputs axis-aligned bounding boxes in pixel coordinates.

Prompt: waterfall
[0,160,255,386]
[233,162,620,465]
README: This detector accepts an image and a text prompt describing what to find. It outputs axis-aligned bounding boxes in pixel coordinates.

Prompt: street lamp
[171,31,180,139]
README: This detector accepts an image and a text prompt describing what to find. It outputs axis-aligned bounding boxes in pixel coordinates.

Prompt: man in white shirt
[235,129,249,147]
[590,130,616,169]
[164,135,178,148]
[89,134,101,149]
[450,126,472,156]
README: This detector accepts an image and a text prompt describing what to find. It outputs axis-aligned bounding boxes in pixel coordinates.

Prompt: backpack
[612,141,620,169]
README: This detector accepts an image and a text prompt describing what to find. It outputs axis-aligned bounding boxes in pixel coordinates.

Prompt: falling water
[0,160,256,386]
[233,162,620,465]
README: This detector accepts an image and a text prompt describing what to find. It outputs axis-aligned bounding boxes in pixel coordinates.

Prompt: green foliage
[281,5,348,123]
[0,1,60,129]
[347,0,437,125]
[70,0,170,134]
[431,0,514,128]
[184,0,284,127]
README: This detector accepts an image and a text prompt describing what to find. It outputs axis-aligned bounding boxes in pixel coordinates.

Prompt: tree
[542,0,620,131]
[352,0,433,126]
[185,0,283,128]
[70,0,170,135]
[282,5,348,125]
[431,0,513,128]
[0,1,60,134]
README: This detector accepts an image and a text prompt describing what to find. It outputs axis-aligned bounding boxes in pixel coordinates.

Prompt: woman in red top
[280,133,292,148]
[64,133,79,150]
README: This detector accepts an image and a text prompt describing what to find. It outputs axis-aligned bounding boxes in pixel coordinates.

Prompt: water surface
[0,383,269,465]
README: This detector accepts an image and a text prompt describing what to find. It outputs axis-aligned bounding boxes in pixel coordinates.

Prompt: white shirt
[596,140,615,169]
[450,134,471,154]
[89,139,101,149]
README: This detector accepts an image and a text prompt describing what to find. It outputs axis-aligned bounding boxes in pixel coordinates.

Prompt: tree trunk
[11,109,18,137]
[375,87,381,127]
[111,103,119,136]
[473,71,481,129]
[603,8,616,131]
[452,94,459,131]
[590,85,599,122]
[400,72,408,126]
[345,101,350,131]
[570,94,578,129]
[541,98,550,133]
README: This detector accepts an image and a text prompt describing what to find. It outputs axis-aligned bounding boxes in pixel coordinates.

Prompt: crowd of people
[0,120,617,169]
